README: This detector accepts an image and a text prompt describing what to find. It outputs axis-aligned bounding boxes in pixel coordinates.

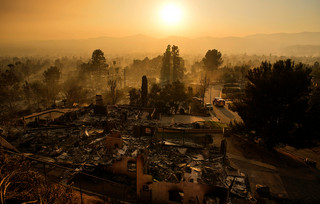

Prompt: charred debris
[1,98,249,204]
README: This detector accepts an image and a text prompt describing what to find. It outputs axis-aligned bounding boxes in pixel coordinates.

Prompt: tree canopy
[160,45,185,84]
[148,81,189,114]
[0,68,21,113]
[43,66,61,84]
[232,59,316,148]
[91,49,106,67]
[160,45,172,83]
[202,49,223,72]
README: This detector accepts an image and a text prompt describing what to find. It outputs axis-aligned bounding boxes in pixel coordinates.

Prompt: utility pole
[123,68,126,88]
[209,85,212,104]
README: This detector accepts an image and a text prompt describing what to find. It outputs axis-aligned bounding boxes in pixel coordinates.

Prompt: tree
[0,69,21,114]
[88,49,109,92]
[169,81,188,113]
[311,61,320,77]
[141,75,148,107]
[128,56,162,80]
[43,66,61,106]
[148,81,189,114]
[232,59,312,148]
[299,86,320,147]
[107,78,118,105]
[91,49,106,67]
[160,45,172,83]
[172,45,184,82]
[77,49,109,93]
[106,63,123,105]
[148,83,162,107]
[62,77,89,106]
[160,45,185,84]
[200,74,210,103]
[202,49,223,72]
[129,88,140,106]
[21,64,31,81]
[54,59,64,70]
[22,81,31,106]
[30,81,46,109]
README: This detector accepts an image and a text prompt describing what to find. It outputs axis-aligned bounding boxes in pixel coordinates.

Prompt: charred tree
[141,75,148,107]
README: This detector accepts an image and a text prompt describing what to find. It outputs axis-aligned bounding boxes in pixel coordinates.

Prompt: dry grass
[0,149,78,204]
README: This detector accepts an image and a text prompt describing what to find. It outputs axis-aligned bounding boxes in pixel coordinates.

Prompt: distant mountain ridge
[1,32,320,57]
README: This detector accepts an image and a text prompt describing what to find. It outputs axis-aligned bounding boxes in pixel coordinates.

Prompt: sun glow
[160,3,183,26]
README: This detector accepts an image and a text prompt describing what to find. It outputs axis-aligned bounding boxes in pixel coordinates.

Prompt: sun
[160,3,183,26]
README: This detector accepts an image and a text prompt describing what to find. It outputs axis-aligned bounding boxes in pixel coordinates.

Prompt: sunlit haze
[0,0,319,42]
[160,3,183,26]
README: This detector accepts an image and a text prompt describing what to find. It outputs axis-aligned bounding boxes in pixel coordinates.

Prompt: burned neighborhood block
[106,131,123,149]
[94,105,107,115]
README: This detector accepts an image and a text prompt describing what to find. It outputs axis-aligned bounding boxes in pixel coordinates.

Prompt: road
[205,85,242,124]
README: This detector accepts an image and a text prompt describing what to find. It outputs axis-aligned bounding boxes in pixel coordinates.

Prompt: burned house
[1,105,248,203]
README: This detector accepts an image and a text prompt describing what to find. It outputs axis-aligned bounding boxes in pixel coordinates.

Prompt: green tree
[232,59,312,148]
[202,49,223,72]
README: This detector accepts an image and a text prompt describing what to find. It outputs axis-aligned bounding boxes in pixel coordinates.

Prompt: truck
[213,97,225,107]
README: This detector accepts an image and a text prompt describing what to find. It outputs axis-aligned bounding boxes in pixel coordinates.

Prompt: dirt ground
[280,146,320,169]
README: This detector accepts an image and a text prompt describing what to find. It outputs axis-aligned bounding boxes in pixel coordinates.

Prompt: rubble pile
[11,106,159,170]
[15,126,108,166]
[3,105,250,202]
[147,145,226,185]
[226,175,247,197]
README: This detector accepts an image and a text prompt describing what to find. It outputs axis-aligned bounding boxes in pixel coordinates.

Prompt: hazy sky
[0,0,319,41]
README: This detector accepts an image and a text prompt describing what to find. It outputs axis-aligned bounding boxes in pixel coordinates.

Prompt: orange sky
[0,0,319,42]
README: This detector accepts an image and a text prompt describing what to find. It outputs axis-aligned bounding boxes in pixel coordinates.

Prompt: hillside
[1,32,320,57]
